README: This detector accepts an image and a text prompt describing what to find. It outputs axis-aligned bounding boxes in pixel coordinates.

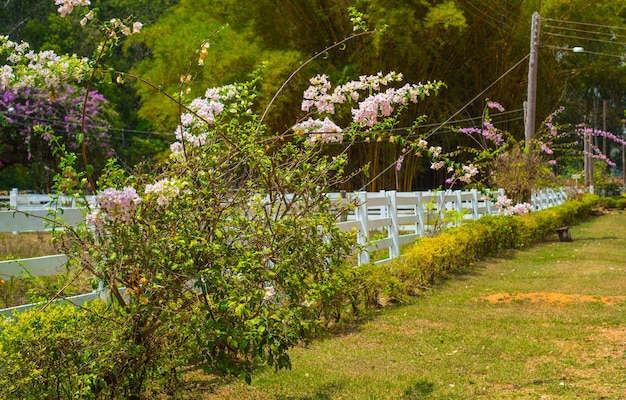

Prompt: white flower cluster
[86,186,141,227]
[170,84,252,157]
[0,36,89,90]
[55,0,90,17]
[145,179,181,207]
[495,195,533,216]
[459,163,479,184]
[292,117,343,144]
[298,72,441,131]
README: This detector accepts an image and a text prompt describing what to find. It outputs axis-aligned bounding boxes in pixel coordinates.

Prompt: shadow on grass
[276,382,344,400]
[402,379,435,399]
[176,369,233,397]
[570,236,619,241]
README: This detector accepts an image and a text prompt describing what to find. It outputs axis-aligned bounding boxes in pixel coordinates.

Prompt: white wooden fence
[334,188,567,265]
[0,187,568,317]
[0,188,94,233]
[0,254,108,318]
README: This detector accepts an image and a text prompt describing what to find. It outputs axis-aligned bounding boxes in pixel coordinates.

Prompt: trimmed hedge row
[596,196,626,210]
[344,193,599,307]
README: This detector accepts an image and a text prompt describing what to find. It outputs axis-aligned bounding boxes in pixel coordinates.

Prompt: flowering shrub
[0,35,89,90]
[439,100,624,208]
[34,14,445,393]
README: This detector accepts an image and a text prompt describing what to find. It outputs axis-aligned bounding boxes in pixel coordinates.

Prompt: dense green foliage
[0,301,189,399]
[2,0,624,189]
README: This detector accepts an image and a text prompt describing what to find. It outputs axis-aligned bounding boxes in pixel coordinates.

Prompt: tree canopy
[1,0,625,190]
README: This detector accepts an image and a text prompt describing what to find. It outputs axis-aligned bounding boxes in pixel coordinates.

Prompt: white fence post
[416,192,425,237]
[9,188,18,209]
[357,191,370,265]
[387,190,400,259]
[455,190,463,218]
[471,189,480,219]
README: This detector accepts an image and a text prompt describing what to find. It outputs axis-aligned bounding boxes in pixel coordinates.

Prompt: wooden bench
[556,226,571,242]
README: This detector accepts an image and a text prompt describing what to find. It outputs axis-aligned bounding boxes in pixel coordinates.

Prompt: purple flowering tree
[448,102,626,204]
[0,83,114,190]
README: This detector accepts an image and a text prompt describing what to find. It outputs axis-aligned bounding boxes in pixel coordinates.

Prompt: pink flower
[292,117,343,144]
[85,209,104,228]
[487,101,505,112]
[55,0,90,17]
[462,163,478,177]
[429,146,442,158]
[495,195,512,213]
[495,195,533,215]
[396,154,405,171]
[540,143,553,155]
[430,161,445,170]
[263,286,276,302]
[132,22,143,34]
[97,186,141,223]
[145,179,181,207]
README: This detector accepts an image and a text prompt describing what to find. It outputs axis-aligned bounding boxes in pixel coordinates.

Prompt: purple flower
[486,101,505,112]
[0,84,113,185]
[396,154,405,171]
[97,186,141,223]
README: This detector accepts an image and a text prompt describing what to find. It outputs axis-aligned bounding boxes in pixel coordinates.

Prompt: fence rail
[0,188,95,211]
[0,187,568,316]
[334,188,567,265]
[0,188,94,233]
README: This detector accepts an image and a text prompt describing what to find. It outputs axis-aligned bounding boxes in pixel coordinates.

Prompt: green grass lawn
[185,211,626,399]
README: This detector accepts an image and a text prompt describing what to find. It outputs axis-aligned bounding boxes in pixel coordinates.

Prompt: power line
[3,103,525,142]
[543,32,626,47]
[543,18,626,34]
[543,23,625,40]
[379,108,525,135]
[1,109,173,137]
[462,1,508,32]
[542,45,626,59]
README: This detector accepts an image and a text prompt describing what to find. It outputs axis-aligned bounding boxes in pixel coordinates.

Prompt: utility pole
[525,12,541,147]
[622,119,626,187]
[602,99,607,155]
[584,127,591,188]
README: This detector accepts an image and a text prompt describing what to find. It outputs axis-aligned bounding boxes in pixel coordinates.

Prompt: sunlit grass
[188,211,626,399]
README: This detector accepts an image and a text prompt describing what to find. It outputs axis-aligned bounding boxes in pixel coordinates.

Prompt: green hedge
[597,196,626,210]
[344,193,598,307]
[0,301,187,399]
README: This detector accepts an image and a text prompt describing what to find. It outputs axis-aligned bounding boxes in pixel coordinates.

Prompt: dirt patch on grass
[474,292,626,305]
